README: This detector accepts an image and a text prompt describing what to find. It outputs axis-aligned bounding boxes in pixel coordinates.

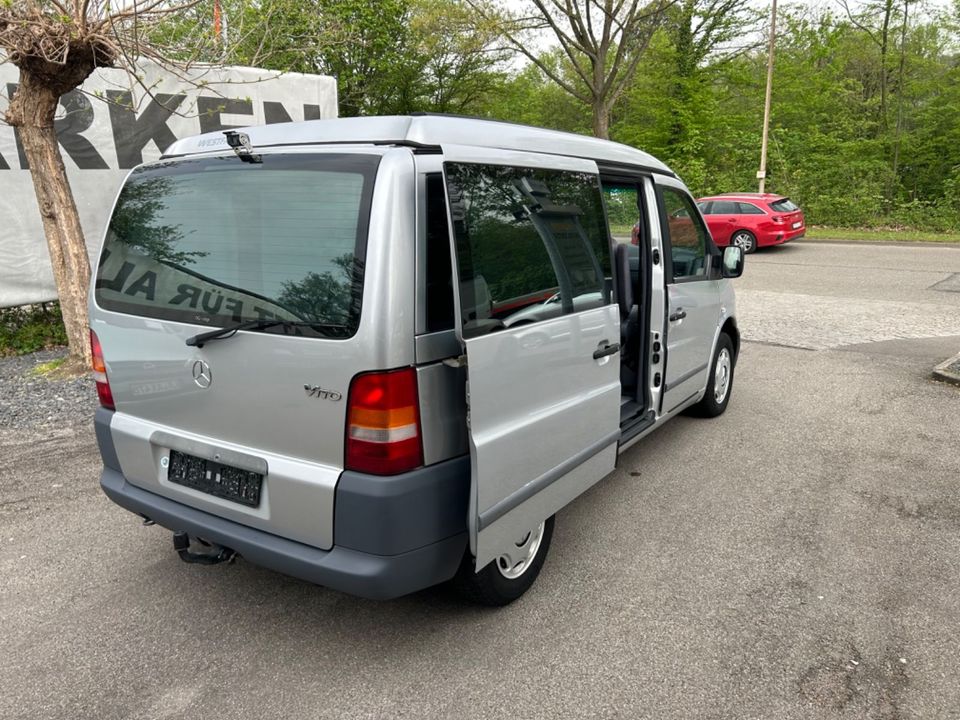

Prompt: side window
[601,183,640,245]
[425,174,455,332]
[697,201,710,214]
[445,163,611,339]
[660,187,710,282]
[738,202,765,215]
[712,200,739,214]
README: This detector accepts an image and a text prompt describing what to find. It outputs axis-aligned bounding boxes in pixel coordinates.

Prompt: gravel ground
[0,349,96,431]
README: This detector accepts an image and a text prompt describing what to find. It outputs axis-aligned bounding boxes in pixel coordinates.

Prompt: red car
[695,193,805,253]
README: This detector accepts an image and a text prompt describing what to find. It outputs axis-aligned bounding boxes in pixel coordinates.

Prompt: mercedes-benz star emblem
[191,359,213,389]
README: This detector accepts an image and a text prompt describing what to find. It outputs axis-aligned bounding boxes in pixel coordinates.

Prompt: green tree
[0,0,234,368]
[466,0,673,139]
[216,0,506,116]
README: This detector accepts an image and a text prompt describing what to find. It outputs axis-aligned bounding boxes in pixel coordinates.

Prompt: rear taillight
[771,215,783,223]
[345,367,423,475]
[90,329,115,410]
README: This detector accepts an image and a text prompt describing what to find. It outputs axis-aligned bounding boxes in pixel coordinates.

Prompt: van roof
[162,114,675,176]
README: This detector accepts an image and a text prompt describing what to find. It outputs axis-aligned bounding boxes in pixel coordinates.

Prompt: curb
[933,353,960,386]
[798,237,960,248]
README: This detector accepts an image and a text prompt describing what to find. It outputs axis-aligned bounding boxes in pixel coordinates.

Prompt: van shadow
[131,533,503,651]
[122,415,701,662]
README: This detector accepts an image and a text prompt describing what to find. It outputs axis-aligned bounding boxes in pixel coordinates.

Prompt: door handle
[593,340,621,359]
[669,309,687,322]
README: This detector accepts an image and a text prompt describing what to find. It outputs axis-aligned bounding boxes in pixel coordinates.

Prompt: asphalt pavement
[1,241,959,720]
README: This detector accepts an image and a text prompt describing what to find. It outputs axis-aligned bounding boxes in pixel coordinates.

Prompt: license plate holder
[167,449,263,507]
[792,221,802,229]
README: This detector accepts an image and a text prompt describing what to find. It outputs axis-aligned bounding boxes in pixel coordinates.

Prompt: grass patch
[31,357,67,377]
[0,303,68,356]
[615,224,960,243]
[806,226,960,243]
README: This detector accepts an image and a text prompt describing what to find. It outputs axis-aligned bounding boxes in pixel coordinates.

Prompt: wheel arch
[721,316,740,361]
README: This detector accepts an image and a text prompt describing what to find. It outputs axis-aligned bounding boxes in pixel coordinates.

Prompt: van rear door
[441,146,621,571]
[92,151,384,550]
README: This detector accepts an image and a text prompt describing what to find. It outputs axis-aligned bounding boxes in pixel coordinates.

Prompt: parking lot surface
[2,241,959,720]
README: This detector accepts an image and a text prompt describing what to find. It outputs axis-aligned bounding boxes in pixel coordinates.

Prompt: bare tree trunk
[5,71,92,368]
[592,102,609,140]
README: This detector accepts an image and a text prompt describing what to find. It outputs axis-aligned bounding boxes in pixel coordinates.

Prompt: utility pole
[758,0,777,194]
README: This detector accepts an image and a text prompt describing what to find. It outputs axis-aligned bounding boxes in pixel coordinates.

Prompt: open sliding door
[441,145,621,572]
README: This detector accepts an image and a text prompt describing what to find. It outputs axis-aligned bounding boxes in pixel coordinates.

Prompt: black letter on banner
[197,97,254,133]
[107,91,186,168]
[7,86,111,169]
[56,90,109,169]
[263,102,293,125]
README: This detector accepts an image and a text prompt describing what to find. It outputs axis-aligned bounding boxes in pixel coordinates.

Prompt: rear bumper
[761,228,805,246]
[101,468,467,599]
[95,408,470,600]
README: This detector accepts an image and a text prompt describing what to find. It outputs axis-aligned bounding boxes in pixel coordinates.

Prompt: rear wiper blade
[185,319,350,347]
[186,319,294,348]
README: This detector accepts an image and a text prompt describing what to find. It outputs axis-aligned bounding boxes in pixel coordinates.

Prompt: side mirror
[721,245,744,278]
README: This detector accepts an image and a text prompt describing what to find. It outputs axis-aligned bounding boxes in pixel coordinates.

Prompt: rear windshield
[95,153,380,338]
[769,198,799,212]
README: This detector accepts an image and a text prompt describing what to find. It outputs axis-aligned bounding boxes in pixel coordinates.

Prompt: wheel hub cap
[714,348,731,403]
[496,521,546,579]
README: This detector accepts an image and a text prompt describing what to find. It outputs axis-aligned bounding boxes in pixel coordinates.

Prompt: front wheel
[451,516,555,606]
[731,230,757,254]
[689,334,735,418]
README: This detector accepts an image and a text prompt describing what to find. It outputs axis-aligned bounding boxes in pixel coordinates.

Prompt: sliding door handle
[669,309,687,322]
[593,340,621,359]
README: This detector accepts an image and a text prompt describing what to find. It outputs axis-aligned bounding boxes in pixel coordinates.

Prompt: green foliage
[474,2,960,231]
[160,0,960,232]
[603,186,641,228]
[176,0,508,117]
[0,304,68,356]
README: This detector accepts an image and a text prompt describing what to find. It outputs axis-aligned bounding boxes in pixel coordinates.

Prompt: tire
[689,333,735,418]
[731,230,757,254]
[451,516,555,606]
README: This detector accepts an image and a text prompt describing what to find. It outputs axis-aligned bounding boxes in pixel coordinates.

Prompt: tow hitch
[173,531,237,565]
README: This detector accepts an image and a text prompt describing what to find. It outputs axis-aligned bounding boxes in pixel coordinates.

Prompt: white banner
[0,62,337,307]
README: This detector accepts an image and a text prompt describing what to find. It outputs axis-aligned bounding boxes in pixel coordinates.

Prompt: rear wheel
[689,334,735,418]
[731,230,757,254]
[451,516,555,606]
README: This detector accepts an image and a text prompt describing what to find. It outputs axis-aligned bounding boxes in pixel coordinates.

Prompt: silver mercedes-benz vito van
[91,115,743,605]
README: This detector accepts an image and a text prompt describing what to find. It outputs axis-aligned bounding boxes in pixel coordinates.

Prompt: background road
[2,241,959,720]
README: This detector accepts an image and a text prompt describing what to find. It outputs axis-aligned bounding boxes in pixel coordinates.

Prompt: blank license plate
[792,221,802,229]
[167,450,263,507]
